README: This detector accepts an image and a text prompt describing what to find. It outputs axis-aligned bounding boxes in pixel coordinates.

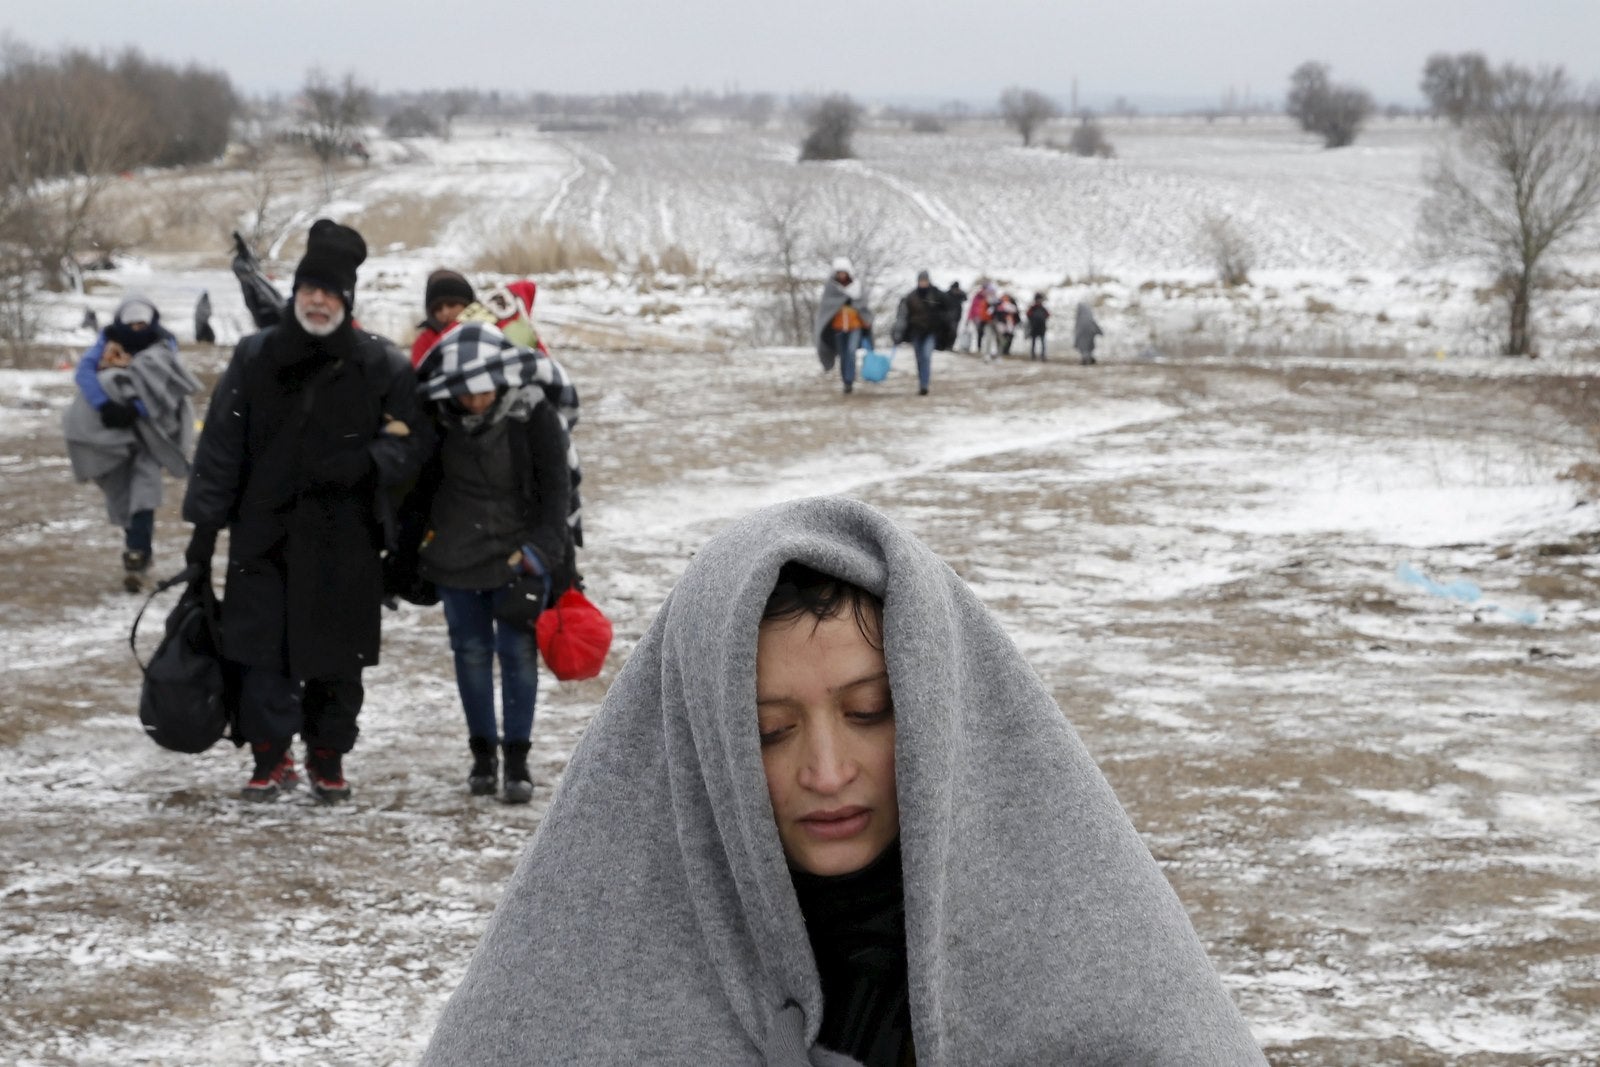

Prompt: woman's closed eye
[846,707,893,727]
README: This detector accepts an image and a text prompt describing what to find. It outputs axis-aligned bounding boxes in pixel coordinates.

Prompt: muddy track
[2,347,1597,1064]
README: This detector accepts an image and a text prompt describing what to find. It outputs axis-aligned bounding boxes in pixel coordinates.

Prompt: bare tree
[1197,213,1253,287]
[809,180,906,324]
[1420,52,1497,125]
[1286,62,1373,148]
[747,184,815,345]
[799,95,862,162]
[300,69,373,199]
[999,87,1058,147]
[1419,65,1600,356]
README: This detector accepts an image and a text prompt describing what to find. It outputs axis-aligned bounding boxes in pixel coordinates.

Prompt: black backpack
[130,566,240,753]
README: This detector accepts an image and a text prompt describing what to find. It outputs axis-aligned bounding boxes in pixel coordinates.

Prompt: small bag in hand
[493,546,552,632]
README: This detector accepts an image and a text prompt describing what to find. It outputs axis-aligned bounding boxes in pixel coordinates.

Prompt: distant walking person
[1026,292,1050,360]
[182,219,430,803]
[814,257,873,395]
[945,280,967,350]
[62,295,198,592]
[194,290,216,344]
[1074,301,1103,365]
[993,292,1021,356]
[966,285,993,356]
[891,270,951,396]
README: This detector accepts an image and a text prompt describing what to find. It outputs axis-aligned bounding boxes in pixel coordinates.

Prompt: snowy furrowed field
[3,119,1599,1064]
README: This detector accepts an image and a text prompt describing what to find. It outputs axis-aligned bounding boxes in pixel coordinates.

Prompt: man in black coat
[890,271,951,396]
[182,219,430,802]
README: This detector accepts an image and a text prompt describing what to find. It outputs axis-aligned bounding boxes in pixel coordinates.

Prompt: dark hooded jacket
[183,315,429,677]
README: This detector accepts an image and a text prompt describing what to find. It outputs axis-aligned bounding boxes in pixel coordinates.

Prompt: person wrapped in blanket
[61,294,199,592]
[397,319,578,803]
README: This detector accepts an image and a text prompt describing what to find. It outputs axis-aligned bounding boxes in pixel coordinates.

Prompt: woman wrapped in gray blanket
[422,496,1265,1066]
[61,294,198,592]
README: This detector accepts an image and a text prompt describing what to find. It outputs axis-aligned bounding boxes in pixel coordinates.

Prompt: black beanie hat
[424,269,476,315]
[293,219,367,309]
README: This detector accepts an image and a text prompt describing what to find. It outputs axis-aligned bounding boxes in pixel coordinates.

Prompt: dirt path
[1,344,1596,1065]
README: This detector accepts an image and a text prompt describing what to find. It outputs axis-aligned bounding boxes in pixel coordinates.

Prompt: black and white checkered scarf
[416,322,586,545]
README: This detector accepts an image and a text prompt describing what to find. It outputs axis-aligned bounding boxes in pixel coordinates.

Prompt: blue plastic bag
[859,340,892,383]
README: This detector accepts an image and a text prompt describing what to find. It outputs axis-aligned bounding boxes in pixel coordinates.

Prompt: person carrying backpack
[182,219,431,803]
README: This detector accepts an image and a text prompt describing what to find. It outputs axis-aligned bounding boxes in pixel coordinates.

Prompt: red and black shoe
[306,747,352,803]
[241,740,298,802]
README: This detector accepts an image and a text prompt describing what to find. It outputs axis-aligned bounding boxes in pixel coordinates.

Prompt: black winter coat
[183,318,429,678]
[389,395,576,604]
[891,286,953,348]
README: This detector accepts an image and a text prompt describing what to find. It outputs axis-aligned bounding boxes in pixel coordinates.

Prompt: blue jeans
[438,584,540,742]
[834,328,861,385]
[912,334,936,390]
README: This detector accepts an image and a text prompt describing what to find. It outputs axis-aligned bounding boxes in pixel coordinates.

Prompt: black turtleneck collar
[791,840,914,1067]
[271,310,358,384]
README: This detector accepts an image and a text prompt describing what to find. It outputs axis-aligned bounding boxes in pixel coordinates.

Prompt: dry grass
[472,221,615,275]
[346,192,465,252]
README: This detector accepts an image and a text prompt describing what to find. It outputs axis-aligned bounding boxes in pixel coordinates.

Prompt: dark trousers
[125,509,154,554]
[239,665,364,752]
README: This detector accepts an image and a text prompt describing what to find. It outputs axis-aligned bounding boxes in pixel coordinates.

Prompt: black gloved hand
[99,399,138,429]
[185,526,219,568]
[308,446,374,489]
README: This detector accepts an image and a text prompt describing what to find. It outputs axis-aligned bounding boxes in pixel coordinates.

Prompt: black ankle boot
[502,741,533,805]
[468,737,498,796]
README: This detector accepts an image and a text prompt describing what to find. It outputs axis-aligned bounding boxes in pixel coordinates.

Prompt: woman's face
[756,608,898,876]
[458,390,497,415]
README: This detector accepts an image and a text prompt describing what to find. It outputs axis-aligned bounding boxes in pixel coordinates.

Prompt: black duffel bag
[130,565,239,753]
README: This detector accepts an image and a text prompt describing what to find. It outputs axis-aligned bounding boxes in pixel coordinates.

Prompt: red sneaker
[241,742,297,802]
[307,748,351,803]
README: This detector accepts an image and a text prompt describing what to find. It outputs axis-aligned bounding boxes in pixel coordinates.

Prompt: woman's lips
[798,806,870,840]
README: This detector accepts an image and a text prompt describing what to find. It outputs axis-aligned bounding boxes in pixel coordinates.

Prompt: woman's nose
[798,725,855,794]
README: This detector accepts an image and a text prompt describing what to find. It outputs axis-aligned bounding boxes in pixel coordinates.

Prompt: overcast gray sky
[6,0,1599,108]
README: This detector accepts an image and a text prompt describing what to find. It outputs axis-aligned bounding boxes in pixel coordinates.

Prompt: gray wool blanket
[63,348,198,525]
[422,497,1265,1066]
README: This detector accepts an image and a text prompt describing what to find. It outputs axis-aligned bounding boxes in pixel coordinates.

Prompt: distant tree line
[0,42,238,300]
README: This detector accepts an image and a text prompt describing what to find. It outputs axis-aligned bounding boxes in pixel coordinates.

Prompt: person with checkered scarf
[403,321,577,803]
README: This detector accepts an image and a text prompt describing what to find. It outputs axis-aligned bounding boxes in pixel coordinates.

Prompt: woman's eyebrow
[830,671,889,695]
[756,671,889,707]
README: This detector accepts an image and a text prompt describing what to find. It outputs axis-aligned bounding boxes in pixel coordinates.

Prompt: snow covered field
[3,118,1599,1065]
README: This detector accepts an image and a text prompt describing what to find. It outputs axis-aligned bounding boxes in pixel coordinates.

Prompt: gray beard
[295,302,345,337]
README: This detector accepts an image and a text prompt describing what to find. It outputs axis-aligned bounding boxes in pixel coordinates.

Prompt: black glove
[99,399,138,429]
[185,526,219,568]
[307,446,374,489]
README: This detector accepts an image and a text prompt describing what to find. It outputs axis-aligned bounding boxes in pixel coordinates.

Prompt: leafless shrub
[385,105,441,139]
[656,244,697,276]
[799,95,862,162]
[471,221,614,275]
[1000,87,1058,147]
[909,113,946,134]
[1066,116,1115,158]
[1197,213,1253,286]
[746,183,815,345]
[1287,61,1374,148]
[1418,64,1600,356]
